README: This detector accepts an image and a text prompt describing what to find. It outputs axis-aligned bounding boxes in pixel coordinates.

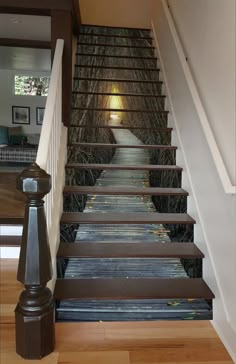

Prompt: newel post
[15,163,55,359]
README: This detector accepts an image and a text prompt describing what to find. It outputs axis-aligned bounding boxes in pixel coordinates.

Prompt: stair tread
[70,125,172,131]
[66,163,182,171]
[72,107,168,113]
[75,77,162,84]
[64,186,187,196]
[79,32,153,40]
[0,217,23,225]
[57,242,203,258]
[0,235,21,246]
[81,24,151,31]
[76,65,159,71]
[73,91,165,97]
[76,53,156,60]
[68,143,176,150]
[54,278,214,300]
[61,212,195,225]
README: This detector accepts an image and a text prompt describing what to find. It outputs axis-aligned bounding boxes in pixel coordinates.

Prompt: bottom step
[56,299,212,322]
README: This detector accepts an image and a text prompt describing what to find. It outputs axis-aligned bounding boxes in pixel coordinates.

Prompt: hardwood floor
[0,172,25,218]
[0,259,233,364]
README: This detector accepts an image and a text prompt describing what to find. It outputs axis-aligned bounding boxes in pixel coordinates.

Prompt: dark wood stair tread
[54,278,214,300]
[70,125,172,131]
[66,163,182,171]
[79,32,153,40]
[76,53,157,60]
[72,107,168,113]
[61,212,195,225]
[0,235,21,246]
[57,242,204,259]
[76,65,159,71]
[81,24,151,31]
[68,143,176,150]
[73,91,166,98]
[0,216,23,225]
[75,77,162,84]
[64,186,187,196]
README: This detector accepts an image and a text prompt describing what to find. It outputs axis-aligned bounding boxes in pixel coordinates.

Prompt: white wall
[0,69,49,134]
[168,0,236,185]
[79,0,153,29]
[151,0,236,360]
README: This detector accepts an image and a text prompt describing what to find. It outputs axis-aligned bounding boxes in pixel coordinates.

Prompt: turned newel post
[15,163,55,359]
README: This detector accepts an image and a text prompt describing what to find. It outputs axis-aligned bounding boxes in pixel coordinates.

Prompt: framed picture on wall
[12,106,30,125]
[36,107,45,125]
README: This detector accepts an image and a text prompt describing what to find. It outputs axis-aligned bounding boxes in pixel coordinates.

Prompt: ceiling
[0,14,50,41]
[79,0,153,28]
[0,14,51,71]
[0,47,51,71]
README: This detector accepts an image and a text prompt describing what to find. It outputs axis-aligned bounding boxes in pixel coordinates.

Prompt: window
[14,75,50,96]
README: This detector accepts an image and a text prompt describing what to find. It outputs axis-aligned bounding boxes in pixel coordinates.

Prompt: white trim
[160,0,235,195]
[36,39,64,169]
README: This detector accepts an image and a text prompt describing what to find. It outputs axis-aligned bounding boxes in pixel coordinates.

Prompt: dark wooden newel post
[15,163,55,359]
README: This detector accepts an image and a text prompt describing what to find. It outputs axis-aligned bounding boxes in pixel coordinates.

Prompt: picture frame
[36,107,45,125]
[12,106,30,125]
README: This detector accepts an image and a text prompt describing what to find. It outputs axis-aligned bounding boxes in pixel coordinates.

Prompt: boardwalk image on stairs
[55,25,214,322]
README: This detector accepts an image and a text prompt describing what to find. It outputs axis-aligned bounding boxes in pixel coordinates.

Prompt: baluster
[15,163,55,359]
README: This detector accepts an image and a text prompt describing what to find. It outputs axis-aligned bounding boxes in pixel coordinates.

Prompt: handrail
[36,39,64,170]
[162,0,236,195]
[36,39,66,231]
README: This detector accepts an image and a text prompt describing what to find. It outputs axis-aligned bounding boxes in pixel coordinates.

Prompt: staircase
[55,25,214,321]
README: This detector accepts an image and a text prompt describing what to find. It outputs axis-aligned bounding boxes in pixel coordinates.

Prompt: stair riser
[63,194,187,214]
[56,310,212,322]
[78,37,153,47]
[76,55,157,68]
[73,80,163,96]
[74,68,160,82]
[77,45,155,57]
[72,96,165,111]
[67,150,176,166]
[56,25,212,323]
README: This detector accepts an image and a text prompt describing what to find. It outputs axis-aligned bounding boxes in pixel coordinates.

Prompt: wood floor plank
[58,351,130,364]
[129,342,232,363]
[55,322,232,362]
[0,304,16,323]
[0,259,22,304]
[0,172,25,219]
[0,352,58,364]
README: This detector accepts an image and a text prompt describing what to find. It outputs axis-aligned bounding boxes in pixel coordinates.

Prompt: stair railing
[15,39,67,359]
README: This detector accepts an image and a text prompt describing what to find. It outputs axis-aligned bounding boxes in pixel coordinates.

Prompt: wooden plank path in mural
[58,126,212,321]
